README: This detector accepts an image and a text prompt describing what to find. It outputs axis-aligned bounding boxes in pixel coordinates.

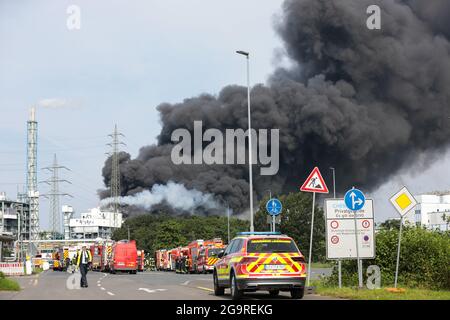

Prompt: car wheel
[230,272,243,300]
[269,290,280,297]
[291,288,305,299]
[213,271,225,296]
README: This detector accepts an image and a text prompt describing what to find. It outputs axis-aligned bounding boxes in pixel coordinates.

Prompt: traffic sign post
[300,167,329,287]
[344,188,366,289]
[266,198,282,232]
[389,186,417,288]
[325,199,375,259]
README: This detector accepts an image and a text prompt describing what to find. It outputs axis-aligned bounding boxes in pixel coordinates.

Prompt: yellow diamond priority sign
[389,186,417,216]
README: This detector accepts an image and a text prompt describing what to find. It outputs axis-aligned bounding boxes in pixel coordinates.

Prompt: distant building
[69,207,122,240]
[407,192,450,231]
[0,192,30,260]
[0,192,30,240]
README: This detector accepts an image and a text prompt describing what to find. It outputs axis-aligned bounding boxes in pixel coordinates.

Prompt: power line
[40,154,72,239]
[106,124,126,215]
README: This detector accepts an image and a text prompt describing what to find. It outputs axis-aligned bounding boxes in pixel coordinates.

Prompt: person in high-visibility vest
[76,245,92,288]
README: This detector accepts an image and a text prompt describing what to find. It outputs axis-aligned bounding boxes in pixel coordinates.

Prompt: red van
[110,240,138,274]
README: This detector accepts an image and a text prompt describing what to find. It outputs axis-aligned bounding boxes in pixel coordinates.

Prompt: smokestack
[30,107,35,122]
[101,0,450,216]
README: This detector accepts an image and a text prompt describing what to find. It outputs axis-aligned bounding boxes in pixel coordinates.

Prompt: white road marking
[33,279,38,286]
[97,283,101,287]
[138,288,156,293]
[138,288,167,293]
[100,287,105,291]
[181,280,190,286]
[107,291,115,296]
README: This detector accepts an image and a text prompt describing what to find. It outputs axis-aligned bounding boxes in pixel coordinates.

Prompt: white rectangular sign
[325,199,375,260]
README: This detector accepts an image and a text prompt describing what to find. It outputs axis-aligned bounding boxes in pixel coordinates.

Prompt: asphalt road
[0,268,337,300]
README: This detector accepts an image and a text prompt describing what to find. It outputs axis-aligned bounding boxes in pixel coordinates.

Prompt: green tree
[378,219,401,230]
[254,191,326,262]
[441,213,450,230]
[112,213,249,255]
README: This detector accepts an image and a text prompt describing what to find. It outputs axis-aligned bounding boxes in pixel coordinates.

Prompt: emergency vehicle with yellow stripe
[213,232,307,300]
[197,238,225,273]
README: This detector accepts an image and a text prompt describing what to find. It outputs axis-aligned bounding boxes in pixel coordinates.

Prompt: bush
[0,271,5,279]
[326,227,450,290]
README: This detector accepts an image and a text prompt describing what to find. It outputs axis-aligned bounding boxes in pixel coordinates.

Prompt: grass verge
[310,262,334,268]
[313,281,450,300]
[32,267,43,274]
[0,277,20,291]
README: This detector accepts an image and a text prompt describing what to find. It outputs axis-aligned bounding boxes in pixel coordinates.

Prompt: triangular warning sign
[300,167,329,194]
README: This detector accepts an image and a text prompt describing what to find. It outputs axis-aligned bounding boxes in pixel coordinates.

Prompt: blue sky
[1,0,450,230]
[0,0,284,230]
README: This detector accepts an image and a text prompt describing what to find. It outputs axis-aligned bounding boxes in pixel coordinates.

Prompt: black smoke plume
[101,0,450,215]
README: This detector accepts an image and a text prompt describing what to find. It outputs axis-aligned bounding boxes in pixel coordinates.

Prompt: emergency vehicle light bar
[237,232,282,236]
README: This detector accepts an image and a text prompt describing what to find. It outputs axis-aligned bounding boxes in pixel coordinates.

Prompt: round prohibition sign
[362,219,370,228]
[330,220,339,229]
[331,235,339,244]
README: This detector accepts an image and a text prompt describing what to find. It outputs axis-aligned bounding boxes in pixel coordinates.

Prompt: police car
[213,232,307,300]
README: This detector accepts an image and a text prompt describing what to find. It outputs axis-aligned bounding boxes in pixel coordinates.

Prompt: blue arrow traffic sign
[344,188,366,211]
[266,198,282,216]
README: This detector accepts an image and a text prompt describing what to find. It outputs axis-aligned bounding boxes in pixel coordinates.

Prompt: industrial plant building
[0,192,30,260]
[403,192,450,231]
[67,207,122,240]
[0,192,30,240]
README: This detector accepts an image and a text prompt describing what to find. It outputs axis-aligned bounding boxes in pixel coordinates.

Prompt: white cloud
[37,98,80,109]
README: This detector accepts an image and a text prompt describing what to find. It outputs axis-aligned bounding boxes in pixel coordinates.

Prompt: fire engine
[155,249,164,270]
[109,240,138,274]
[90,244,104,271]
[198,238,226,274]
[52,247,70,271]
[169,247,181,271]
[89,242,113,272]
[155,249,171,271]
[153,238,226,274]
[137,249,145,272]
[187,239,204,273]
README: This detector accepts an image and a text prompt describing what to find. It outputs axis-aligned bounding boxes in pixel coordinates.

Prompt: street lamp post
[330,167,341,288]
[227,205,231,244]
[266,190,273,232]
[236,50,254,233]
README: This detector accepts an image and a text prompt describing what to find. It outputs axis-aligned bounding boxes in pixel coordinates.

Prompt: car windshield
[246,238,298,253]
[207,248,222,257]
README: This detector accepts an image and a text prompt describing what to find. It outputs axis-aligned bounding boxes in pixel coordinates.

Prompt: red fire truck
[187,239,204,273]
[90,244,104,271]
[90,242,114,272]
[109,240,137,274]
[155,249,165,270]
[197,238,226,273]
[155,249,172,271]
[169,247,181,271]
[137,249,145,272]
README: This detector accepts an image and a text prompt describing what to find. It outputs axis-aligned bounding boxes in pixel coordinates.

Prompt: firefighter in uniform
[181,254,187,274]
[175,256,181,273]
[186,256,191,274]
[76,245,92,288]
